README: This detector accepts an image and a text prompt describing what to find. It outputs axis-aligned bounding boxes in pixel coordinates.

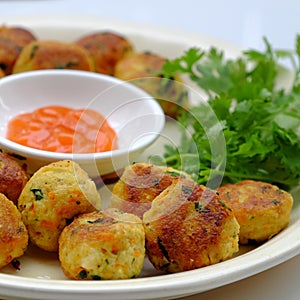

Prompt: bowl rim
[0,69,166,161]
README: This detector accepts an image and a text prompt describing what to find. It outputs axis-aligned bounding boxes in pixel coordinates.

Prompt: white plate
[0,14,300,300]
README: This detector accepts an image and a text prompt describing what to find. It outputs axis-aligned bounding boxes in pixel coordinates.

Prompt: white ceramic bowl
[0,69,165,178]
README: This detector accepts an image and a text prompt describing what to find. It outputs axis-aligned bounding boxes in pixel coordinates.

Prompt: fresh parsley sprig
[157,36,300,190]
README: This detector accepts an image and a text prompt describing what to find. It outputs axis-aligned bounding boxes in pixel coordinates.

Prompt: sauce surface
[6,105,118,153]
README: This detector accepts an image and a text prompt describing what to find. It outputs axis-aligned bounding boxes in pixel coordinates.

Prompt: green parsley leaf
[159,36,300,190]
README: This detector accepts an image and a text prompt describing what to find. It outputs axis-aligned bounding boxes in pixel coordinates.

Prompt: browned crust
[144,178,238,272]
[13,40,94,73]
[0,193,28,268]
[217,180,293,244]
[0,152,28,204]
[0,25,36,75]
[75,31,133,75]
[111,163,190,218]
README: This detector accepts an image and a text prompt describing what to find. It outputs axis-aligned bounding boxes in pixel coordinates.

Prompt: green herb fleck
[30,45,39,59]
[30,188,44,201]
[272,199,281,205]
[261,186,270,193]
[194,201,202,211]
[225,192,231,200]
[78,269,87,279]
[157,236,170,262]
[153,178,159,185]
[87,218,104,224]
[17,227,25,234]
[182,185,192,196]
[218,200,232,211]
[276,189,284,195]
[55,61,78,69]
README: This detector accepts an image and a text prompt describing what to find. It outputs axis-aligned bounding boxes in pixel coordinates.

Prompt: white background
[0,0,299,52]
[0,1,300,300]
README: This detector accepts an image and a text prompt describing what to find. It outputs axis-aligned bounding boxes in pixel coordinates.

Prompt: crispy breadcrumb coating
[111,163,192,218]
[59,208,145,280]
[143,178,239,273]
[18,160,100,252]
[217,180,293,244]
[0,193,28,269]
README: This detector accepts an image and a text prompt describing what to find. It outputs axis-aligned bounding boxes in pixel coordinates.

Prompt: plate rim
[0,13,300,300]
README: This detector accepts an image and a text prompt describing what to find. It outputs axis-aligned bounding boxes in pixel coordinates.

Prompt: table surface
[0,1,300,300]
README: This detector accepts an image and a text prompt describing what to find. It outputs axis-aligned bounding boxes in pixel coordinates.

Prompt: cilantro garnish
[158,35,300,190]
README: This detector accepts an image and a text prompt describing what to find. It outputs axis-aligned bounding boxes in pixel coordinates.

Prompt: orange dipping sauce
[6,105,118,153]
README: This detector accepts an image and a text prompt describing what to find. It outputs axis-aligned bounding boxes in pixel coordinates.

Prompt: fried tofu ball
[75,31,133,75]
[0,193,28,269]
[110,163,192,218]
[143,178,240,273]
[0,152,28,204]
[114,51,189,118]
[0,25,36,75]
[59,208,145,280]
[18,160,100,252]
[217,180,293,244]
[13,40,94,73]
